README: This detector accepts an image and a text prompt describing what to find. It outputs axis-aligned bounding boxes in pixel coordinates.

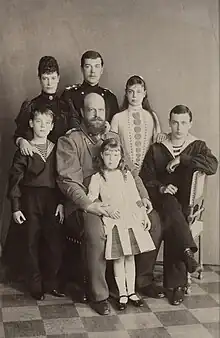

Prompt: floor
[0,265,219,338]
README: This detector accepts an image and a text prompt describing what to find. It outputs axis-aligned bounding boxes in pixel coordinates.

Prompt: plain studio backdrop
[0,0,219,264]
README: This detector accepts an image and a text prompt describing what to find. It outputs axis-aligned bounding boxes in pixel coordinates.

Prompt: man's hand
[142,198,153,214]
[166,156,180,173]
[18,138,35,156]
[85,202,111,217]
[156,132,168,143]
[160,184,178,195]
[13,210,26,224]
[55,204,65,224]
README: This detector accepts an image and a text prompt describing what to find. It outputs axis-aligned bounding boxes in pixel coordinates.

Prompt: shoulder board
[103,87,114,94]
[65,84,81,91]
[65,127,80,135]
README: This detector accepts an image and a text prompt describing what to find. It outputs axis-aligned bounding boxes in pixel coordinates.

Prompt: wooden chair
[186,170,207,292]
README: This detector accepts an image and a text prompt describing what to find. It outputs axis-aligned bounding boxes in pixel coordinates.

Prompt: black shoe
[171,287,185,306]
[117,295,128,311]
[183,249,200,273]
[128,293,144,307]
[140,284,165,299]
[30,292,45,301]
[49,289,66,297]
[91,300,110,315]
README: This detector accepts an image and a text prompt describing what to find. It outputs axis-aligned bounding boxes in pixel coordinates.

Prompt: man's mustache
[90,117,104,122]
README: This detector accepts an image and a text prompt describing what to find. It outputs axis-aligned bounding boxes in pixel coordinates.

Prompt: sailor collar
[161,133,198,157]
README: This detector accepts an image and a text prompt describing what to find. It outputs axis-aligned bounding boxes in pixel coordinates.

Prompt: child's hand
[13,210,26,224]
[141,207,151,231]
[55,204,65,224]
[105,206,120,219]
[156,133,167,143]
[142,198,153,214]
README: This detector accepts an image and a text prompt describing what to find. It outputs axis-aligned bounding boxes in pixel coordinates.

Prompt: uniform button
[135,141,141,146]
[134,119,141,125]
[49,96,53,101]
[101,93,104,96]
[81,91,84,95]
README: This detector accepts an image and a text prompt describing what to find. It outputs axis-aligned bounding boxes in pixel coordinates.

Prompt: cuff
[11,198,20,212]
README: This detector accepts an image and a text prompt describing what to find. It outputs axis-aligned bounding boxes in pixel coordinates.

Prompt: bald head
[81,92,106,134]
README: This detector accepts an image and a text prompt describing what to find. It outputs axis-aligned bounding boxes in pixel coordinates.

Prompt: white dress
[111,109,161,172]
[87,170,155,260]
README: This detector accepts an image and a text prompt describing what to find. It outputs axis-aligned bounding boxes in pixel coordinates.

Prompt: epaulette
[65,127,80,135]
[65,84,81,91]
[103,87,114,94]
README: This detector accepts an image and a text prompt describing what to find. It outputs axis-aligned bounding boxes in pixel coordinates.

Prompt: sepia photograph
[0,0,219,337]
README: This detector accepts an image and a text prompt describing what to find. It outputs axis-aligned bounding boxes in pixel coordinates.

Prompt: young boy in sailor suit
[8,107,65,300]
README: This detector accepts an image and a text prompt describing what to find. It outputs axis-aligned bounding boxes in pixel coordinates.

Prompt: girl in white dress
[111,75,166,172]
[87,138,155,310]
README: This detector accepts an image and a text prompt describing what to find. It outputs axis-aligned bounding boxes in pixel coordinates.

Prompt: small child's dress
[87,169,155,260]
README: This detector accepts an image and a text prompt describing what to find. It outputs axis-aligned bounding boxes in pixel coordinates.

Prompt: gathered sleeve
[110,113,119,134]
[87,173,101,202]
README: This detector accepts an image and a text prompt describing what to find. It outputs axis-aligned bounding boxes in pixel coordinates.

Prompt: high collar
[41,91,57,101]
[81,81,99,90]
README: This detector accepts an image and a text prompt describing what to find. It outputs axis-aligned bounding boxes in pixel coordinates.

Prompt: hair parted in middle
[94,137,128,181]
[121,75,153,113]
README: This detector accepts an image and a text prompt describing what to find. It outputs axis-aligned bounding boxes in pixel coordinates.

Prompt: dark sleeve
[180,141,218,175]
[140,146,164,194]
[7,151,27,212]
[60,90,81,128]
[107,92,119,122]
[14,100,33,143]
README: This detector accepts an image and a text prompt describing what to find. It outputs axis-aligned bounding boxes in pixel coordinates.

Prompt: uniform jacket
[14,91,75,143]
[56,124,149,217]
[8,141,62,212]
[140,133,218,206]
[61,81,119,126]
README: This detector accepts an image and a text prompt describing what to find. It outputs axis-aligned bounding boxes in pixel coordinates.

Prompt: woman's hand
[13,210,26,224]
[55,204,65,224]
[18,138,35,156]
[156,132,167,143]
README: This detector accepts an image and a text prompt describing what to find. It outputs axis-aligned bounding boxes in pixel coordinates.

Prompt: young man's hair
[169,105,193,122]
[38,56,59,77]
[80,50,104,68]
[30,106,55,122]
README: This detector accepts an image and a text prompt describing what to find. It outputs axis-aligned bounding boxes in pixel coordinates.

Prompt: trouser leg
[159,194,193,288]
[83,213,108,302]
[41,196,63,292]
[160,194,197,252]
[26,214,42,293]
[135,210,162,289]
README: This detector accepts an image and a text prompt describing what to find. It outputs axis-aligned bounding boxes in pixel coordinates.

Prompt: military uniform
[61,81,119,126]
[56,125,151,302]
[14,91,76,144]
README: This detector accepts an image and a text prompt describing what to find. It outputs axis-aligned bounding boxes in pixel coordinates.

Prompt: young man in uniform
[140,104,218,305]
[61,50,119,126]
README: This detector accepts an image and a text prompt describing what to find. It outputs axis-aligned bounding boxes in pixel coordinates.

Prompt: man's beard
[84,117,106,135]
